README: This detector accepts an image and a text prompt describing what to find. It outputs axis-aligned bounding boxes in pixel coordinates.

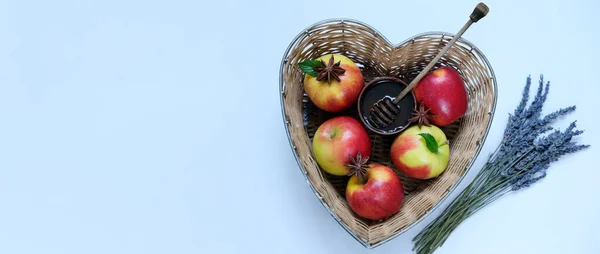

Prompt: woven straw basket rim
[279,18,497,248]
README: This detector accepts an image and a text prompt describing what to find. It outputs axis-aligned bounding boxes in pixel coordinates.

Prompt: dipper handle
[392,2,489,103]
[470,2,489,22]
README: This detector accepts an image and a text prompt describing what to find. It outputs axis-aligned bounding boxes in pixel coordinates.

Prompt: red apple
[312,116,371,176]
[390,125,450,180]
[346,163,404,220]
[413,66,468,126]
[300,54,364,113]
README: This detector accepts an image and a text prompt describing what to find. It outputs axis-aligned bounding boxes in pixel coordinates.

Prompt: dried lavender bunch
[412,75,589,254]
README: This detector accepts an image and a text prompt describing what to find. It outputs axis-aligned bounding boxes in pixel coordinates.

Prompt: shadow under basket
[279,19,497,248]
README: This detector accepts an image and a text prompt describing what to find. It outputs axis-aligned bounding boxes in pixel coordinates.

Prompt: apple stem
[357,175,368,185]
[439,140,450,148]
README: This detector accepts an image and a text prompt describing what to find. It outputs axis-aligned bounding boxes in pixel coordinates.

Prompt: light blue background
[1,0,599,253]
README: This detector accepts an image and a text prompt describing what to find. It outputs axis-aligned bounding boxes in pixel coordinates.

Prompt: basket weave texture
[280,19,496,247]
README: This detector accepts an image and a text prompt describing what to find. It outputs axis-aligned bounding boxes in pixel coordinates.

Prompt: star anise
[313,55,346,84]
[344,152,370,180]
[408,102,435,128]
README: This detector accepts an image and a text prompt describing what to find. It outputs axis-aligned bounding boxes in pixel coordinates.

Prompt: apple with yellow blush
[312,116,371,176]
[299,54,364,113]
[390,125,450,180]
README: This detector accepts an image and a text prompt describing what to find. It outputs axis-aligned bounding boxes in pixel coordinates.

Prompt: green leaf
[418,133,439,153]
[298,59,323,77]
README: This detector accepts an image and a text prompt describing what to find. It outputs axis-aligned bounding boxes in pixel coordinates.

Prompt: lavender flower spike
[514,75,532,117]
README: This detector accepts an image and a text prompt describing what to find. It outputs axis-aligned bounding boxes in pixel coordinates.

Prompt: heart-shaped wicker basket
[279,19,497,248]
